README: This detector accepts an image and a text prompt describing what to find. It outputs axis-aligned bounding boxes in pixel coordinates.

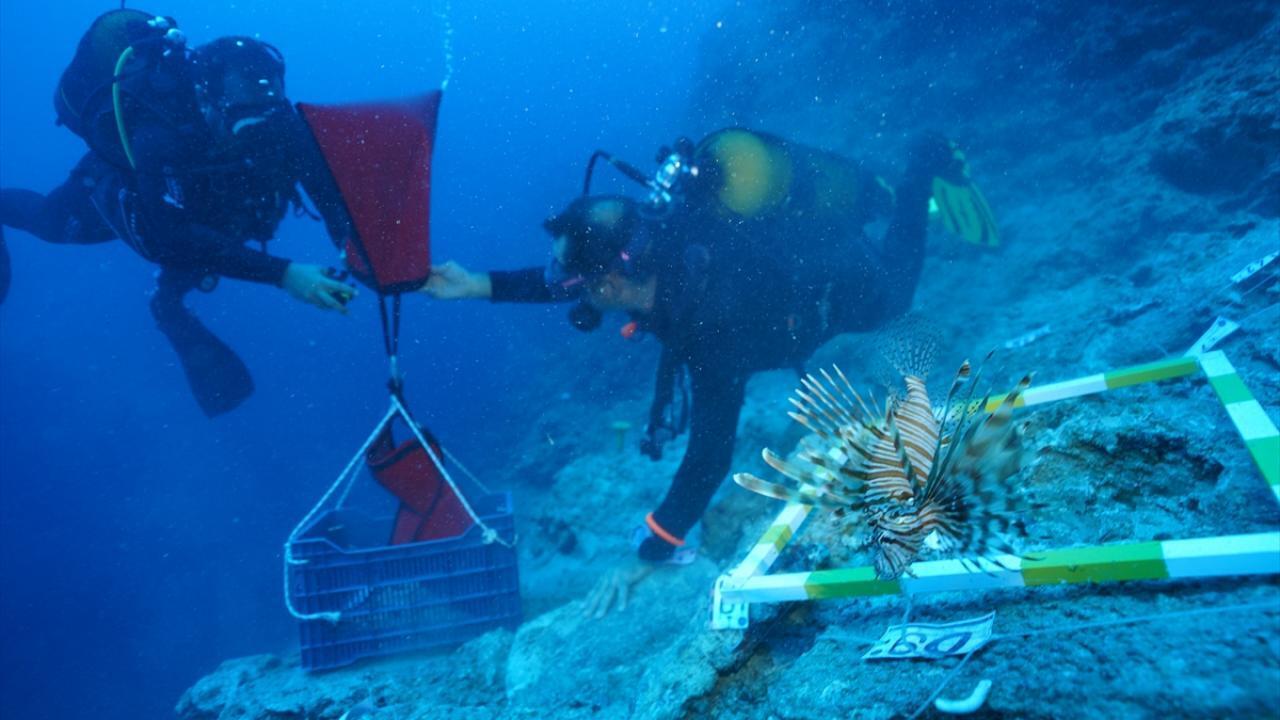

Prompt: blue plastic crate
[287,492,521,671]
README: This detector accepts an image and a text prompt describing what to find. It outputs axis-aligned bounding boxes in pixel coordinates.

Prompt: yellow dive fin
[928,145,999,246]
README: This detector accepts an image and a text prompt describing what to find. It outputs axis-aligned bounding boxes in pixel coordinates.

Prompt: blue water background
[0,1,722,717]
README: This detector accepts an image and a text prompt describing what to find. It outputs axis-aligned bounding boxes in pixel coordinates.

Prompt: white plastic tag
[1184,316,1240,357]
[1230,250,1278,285]
[862,612,995,660]
[1001,324,1051,350]
[711,576,749,630]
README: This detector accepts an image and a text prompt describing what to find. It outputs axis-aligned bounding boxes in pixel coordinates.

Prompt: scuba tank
[54,9,195,170]
[579,127,895,293]
[688,128,895,230]
[583,128,894,231]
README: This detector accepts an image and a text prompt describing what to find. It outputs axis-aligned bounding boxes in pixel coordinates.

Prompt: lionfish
[734,361,1033,579]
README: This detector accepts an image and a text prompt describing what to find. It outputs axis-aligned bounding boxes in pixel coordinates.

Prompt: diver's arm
[166,226,292,284]
[423,263,559,303]
[129,190,293,285]
[488,267,556,303]
[639,362,746,562]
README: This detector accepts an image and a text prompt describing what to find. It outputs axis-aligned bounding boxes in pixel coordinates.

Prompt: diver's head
[193,36,289,139]
[543,196,657,319]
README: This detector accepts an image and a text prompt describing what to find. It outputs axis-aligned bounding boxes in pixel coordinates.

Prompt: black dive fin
[150,290,254,417]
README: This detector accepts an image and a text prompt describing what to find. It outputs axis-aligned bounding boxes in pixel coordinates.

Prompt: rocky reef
[178,2,1280,717]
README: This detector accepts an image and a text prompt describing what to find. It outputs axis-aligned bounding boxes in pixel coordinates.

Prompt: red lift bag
[297,92,442,294]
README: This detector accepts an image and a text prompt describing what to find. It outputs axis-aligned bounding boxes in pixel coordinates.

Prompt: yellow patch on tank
[707,130,794,218]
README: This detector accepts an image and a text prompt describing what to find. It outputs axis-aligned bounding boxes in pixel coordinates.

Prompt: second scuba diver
[0,11,355,416]
[424,128,999,617]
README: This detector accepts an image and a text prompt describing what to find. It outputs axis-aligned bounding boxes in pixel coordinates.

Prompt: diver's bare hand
[582,556,656,619]
[422,260,492,300]
[282,262,355,314]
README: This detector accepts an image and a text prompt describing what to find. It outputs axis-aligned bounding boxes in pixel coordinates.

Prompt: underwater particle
[734,361,1035,579]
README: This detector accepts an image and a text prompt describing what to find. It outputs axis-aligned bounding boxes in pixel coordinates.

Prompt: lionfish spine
[833,365,877,420]
[789,392,844,438]
[787,409,830,439]
[800,373,859,428]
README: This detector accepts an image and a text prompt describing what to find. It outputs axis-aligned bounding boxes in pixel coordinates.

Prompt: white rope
[391,395,514,549]
[906,647,980,720]
[282,402,399,623]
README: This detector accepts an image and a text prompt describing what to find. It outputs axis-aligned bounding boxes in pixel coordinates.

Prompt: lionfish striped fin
[793,387,845,433]
[836,428,877,463]
[833,365,878,420]
[762,448,817,484]
[870,515,929,579]
[737,354,1036,583]
[734,472,832,505]
[860,437,915,507]
[964,374,1032,462]
[885,411,926,495]
[934,360,972,446]
[818,368,865,425]
[895,376,941,487]
[799,374,855,428]
[911,372,1034,573]
[921,395,987,504]
[786,409,831,439]
[788,395,840,436]
[924,363,990,502]
[762,449,859,505]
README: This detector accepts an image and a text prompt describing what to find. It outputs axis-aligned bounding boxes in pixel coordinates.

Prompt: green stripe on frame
[803,566,900,599]
[982,392,1025,412]
[1246,435,1280,488]
[760,523,795,551]
[1208,373,1255,406]
[1022,542,1169,585]
[1104,357,1200,390]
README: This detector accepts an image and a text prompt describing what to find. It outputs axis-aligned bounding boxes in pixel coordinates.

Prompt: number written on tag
[862,612,995,661]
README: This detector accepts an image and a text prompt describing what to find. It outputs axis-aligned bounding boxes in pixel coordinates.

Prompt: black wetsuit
[0,103,350,415]
[0,106,346,283]
[487,161,933,562]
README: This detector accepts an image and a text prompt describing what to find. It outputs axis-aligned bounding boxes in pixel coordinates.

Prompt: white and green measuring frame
[712,351,1280,630]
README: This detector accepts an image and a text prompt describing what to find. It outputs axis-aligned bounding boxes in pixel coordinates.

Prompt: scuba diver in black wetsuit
[0,12,355,416]
[423,128,999,617]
